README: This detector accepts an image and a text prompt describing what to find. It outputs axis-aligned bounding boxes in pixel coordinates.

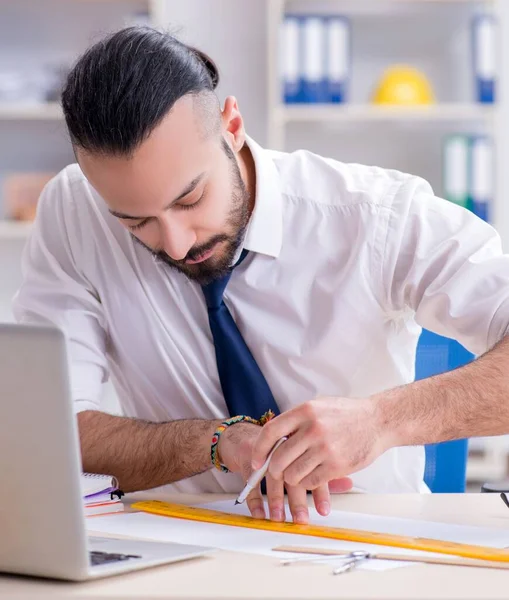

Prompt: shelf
[0,221,33,240]
[284,0,494,4]
[42,0,149,3]
[0,103,63,121]
[277,103,495,124]
[280,0,496,21]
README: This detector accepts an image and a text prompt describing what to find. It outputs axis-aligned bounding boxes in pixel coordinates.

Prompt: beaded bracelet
[211,410,276,473]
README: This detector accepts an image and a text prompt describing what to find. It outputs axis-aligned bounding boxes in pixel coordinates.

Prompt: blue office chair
[415,329,474,493]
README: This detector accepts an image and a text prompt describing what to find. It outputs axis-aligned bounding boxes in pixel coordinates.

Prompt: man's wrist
[370,388,409,450]
[200,419,223,470]
[217,421,261,472]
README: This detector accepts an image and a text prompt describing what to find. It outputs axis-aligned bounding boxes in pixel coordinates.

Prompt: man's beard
[133,149,251,286]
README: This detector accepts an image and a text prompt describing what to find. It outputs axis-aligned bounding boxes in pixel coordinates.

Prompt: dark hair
[61,27,220,156]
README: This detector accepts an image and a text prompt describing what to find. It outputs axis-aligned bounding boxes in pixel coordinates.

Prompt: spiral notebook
[81,473,124,517]
[81,472,119,498]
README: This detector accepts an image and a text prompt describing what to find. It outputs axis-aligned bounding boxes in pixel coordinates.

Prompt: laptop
[0,323,213,581]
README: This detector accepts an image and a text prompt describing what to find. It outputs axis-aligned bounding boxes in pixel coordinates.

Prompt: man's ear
[221,96,245,154]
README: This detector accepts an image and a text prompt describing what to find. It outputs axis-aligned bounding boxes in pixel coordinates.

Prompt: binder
[470,135,494,222]
[280,15,301,103]
[301,16,327,103]
[443,135,471,210]
[326,16,350,103]
[472,13,497,104]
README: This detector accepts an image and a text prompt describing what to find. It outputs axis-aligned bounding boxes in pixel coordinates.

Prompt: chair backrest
[415,329,473,493]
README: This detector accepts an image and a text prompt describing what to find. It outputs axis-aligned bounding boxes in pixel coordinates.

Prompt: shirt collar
[240,135,283,259]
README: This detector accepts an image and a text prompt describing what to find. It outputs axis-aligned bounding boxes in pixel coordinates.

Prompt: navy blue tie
[201,250,280,421]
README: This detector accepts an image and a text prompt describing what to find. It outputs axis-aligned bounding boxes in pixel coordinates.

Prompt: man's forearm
[375,335,509,448]
[77,410,222,492]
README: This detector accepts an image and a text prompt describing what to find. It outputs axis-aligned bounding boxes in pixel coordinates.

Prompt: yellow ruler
[131,500,509,563]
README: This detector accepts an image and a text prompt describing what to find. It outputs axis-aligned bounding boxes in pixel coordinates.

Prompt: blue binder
[280,15,302,104]
[326,16,350,103]
[472,14,497,104]
[469,135,494,222]
[301,16,328,103]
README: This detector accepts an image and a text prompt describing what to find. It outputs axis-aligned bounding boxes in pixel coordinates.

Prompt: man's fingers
[299,464,330,491]
[266,430,308,480]
[286,484,309,525]
[241,463,265,520]
[282,447,321,487]
[328,477,353,493]
[265,475,286,522]
[251,412,301,469]
[246,484,265,520]
[312,484,331,516]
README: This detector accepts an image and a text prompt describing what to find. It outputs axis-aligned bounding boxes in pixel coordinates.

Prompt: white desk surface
[2,491,509,599]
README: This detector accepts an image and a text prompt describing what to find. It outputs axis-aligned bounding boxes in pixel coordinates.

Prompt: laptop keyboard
[90,550,142,566]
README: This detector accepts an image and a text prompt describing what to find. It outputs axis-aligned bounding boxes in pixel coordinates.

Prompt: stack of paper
[81,473,124,517]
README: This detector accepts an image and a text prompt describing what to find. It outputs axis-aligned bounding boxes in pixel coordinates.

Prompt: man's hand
[251,397,389,494]
[218,420,353,524]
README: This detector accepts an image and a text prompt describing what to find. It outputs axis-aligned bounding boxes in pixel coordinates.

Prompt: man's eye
[128,220,148,231]
[178,191,205,211]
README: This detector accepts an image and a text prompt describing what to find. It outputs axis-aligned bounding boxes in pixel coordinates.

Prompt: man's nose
[159,216,195,261]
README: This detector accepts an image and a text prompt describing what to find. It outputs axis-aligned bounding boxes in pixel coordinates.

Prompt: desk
[2,492,509,599]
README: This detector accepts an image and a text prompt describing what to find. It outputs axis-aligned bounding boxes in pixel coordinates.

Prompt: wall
[159,0,268,146]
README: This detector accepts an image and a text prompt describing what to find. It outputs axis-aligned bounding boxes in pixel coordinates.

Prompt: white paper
[199,500,509,547]
[87,500,509,573]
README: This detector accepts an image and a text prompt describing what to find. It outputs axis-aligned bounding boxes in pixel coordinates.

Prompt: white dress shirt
[13,137,509,494]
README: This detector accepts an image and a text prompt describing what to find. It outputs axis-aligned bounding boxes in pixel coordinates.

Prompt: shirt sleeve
[377,176,509,356]
[12,171,109,412]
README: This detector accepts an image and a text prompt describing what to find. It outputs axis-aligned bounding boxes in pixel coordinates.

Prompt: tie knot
[201,248,249,310]
[202,271,231,310]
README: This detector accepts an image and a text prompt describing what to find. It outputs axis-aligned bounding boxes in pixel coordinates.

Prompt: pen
[235,437,288,505]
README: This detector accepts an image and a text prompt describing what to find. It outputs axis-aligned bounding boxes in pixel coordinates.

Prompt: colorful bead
[259,409,276,426]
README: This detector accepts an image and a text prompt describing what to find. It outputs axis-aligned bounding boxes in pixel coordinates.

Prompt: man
[13,27,509,525]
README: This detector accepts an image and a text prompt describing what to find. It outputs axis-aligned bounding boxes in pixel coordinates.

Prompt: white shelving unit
[0,0,162,237]
[267,0,509,250]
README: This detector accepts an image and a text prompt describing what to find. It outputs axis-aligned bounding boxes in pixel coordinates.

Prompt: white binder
[301,16,327,103]
[472,13,497,103]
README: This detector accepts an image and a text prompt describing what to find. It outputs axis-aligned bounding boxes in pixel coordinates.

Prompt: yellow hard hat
[372,65,435,105]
